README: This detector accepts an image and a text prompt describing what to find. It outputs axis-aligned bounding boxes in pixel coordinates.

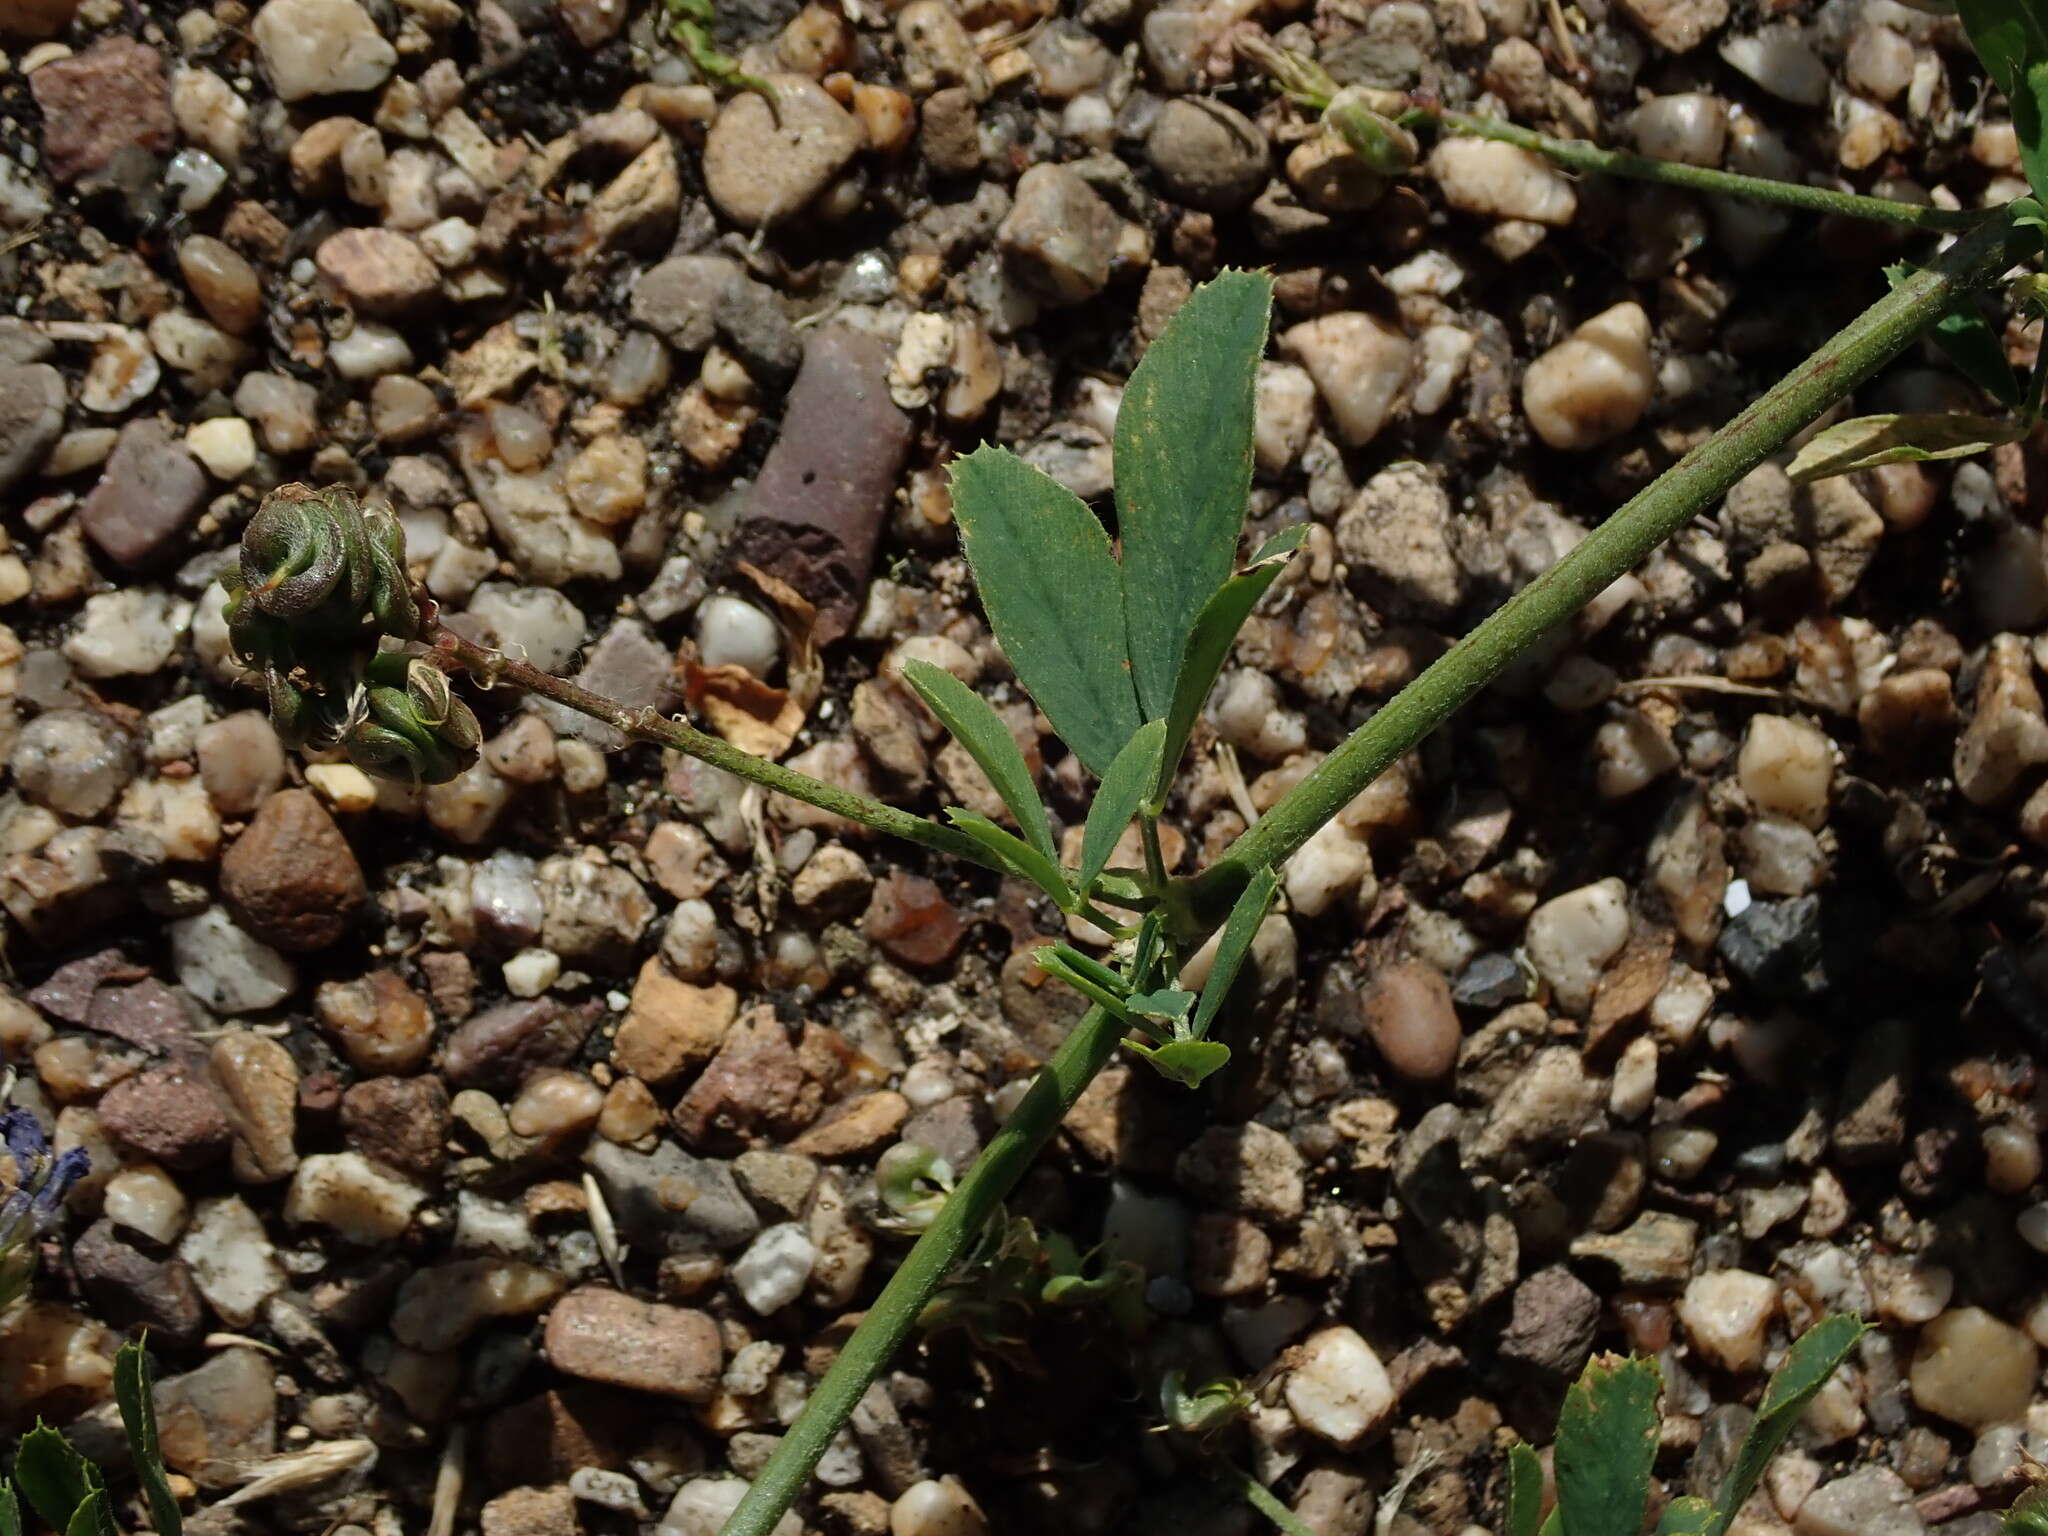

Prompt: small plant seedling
[1,1340,181,1536]
[1503,1316,1867,1536]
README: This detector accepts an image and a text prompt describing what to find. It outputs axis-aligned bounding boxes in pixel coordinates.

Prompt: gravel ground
[1,0,2047,1533]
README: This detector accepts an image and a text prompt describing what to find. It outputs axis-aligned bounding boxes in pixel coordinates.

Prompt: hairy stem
[1241,1470,1318,1536]
[1434,110,1994,232]
[722,1003,1127,1536]
[424,624,1008,875]
[1195,206,2019,915]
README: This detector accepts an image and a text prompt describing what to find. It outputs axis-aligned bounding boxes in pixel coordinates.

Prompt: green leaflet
[12,1425,101,1534]
[1189,866,1280,1041]
[1787,412,2025,482]
[1126,988,1196,1028]
[1506,1443,1546,1536]
[1956,0,2048,93]
[1658,1498,1715,1536]
[944,810,1070,906]
[1553,1355,1660,1536]
[1034,945,1134,1017]
[2005,1489,2048,1536]
[0,1482,20,1536]
[1123,1036,1232,1087]
[950,445,1141,777]
[65,1491,116,1536]
[1080,720,1166,896]
[116,1340,182,1536]
[1705,1316,1867,1536]
[1117,270,1273,721]
[1150,526,1305,808]
[2018,57,2048,206]
[901,659,1057,867]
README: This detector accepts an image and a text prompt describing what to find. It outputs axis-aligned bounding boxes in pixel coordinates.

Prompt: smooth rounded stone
[660,1479,801,1536]
[284,1151,426,1244]
[1428,138,1576,224]
[2018,1201,2048,1253]
[178,1195,285,1326]
[1361,961,1461,1082]
[1868,1255,1953,1326]
[463,584,587,674]
[997,162,1124,305]
[177,235,261,335]
[660,900,722,981]
[1628,92,1727,165]
[329,321,413,380]
[1650,1122,1718,1179]
[1677,1269,1777,1372]
[220,789,367,952]
[149,312,247,385]
[488,402,552,471]
[1524,877,1630,1014]
[0,362,65,493]
[1910,1307,2040,1429]
[731,1222,818,1314]
[546,1285,724,1399]
[317,229,439,318]
[702,74,860,228]
[1982,1123,2042,1195]
[63,589,188,680]
[1846,24,1915,102]
[103,1164,189,1245]
[195,711,286,817]
[423,760,515,846]
[186,417,256,480]
[1595,709,1680,797]
[390,1259,564,1351]
[251,0,396,101]
[1739,715,1833,828]
[501,947,560,999]
[1145,97,1269,212]
[78,418,208,569]
[1280,312,1414,447]
[1795,1468,1923,1536]
[507,1069,602,1140]
[696,594,781,677]
[77,328,160,415]
[11,708,135,818]
[891,1479,988,1536]
[1284,1326,1395,1447]
[1209,668,1308,760]
[1284,820,1375,918]
[73,1218,205,1342]
[1720,27,1830,105]
[233,372,318,455]
[170,906,297,1015]
[1522,302,1654,451]
[1739,814,1826,897]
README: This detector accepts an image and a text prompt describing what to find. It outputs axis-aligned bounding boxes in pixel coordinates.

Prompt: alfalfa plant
[1511,1316,1864,1536]
[2,1339,181,1536]
[230,117,2048,1525]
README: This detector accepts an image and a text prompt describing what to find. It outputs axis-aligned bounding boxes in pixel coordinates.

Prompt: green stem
[721,1003,1127,1536]
[424,623,1006,876]
[1240,1470,1318,1536]
[1434,109,1993,232]
[1194,205,2020,918]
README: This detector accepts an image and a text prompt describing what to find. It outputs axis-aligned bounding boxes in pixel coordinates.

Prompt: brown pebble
[542,1285,723,1401]
[219,789,367,953]
[1361,961,1461,1082]
[178,236,264,336]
